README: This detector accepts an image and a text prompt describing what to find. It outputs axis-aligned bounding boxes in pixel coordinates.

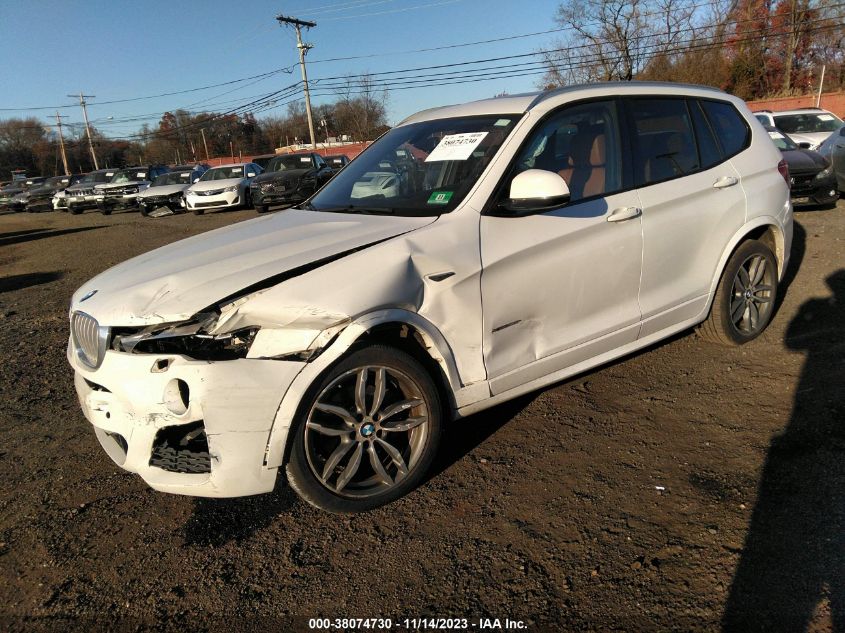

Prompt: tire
[256,204,269,214]
[286,345,442,513]
[100,205,111,216]
[139,206,149,217]
[243,190,253,210]
[699,239,778,345]
[193,208,204,215]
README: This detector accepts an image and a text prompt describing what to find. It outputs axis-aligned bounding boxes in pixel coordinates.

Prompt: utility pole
[54,112,70,175]
[69,93,99,169]
[200,128,210,160]
[276,14,317,149]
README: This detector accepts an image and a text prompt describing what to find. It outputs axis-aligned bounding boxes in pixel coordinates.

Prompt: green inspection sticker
[428,191,453,205]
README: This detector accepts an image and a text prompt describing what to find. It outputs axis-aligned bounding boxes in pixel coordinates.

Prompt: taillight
[777,159,790,187]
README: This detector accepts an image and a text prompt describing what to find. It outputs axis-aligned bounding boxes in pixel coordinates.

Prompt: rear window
[701,100,750,158]
[628,98,699,186]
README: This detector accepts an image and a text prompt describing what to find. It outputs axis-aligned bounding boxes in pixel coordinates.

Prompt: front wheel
[699,239,778,345]
[286,346,442,513]
[256,204,269,214]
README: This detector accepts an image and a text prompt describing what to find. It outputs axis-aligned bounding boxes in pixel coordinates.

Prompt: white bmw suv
[68,82,792,513]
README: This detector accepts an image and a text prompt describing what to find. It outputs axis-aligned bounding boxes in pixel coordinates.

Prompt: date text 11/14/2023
[307,617,528,630]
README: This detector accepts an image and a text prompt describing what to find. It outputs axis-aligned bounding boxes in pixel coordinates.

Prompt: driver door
[480,100,644,395]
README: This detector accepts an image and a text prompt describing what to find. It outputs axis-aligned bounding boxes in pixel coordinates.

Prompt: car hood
[781,148,828,174]
[71,209,438,326]
[139,184,189,198]
[96,180,147,190]
[189,178,244,192]
[252,168,311,184]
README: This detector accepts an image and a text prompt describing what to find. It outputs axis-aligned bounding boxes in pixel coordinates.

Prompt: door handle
[713,176,739,189]
[607,206,642,222]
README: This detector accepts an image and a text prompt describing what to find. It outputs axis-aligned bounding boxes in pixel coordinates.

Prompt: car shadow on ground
[0,225,106,247]
[425,394,538,483]
[182,485,299,547]
[0,271,63,294]
[722,268,845,632]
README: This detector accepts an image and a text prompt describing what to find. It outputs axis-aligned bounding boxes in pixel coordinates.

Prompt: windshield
[110,169,148,184]
[775,112,844,134]
[201,166,245,181]
[767,129,797,151]
[267,155,312,172]
[42,176,71,189]
[153,172,192,186]
[308,114,520,215]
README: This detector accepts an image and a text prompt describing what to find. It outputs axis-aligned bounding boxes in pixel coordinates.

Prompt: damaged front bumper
[69,341,306,497]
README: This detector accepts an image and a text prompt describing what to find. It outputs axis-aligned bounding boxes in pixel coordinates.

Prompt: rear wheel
[286,346,442,513]
[699,239,778,345]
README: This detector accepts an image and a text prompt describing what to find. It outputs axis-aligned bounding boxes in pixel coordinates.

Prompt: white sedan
[185,163,262,215]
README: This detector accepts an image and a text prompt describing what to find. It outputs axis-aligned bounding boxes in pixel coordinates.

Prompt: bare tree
[541,0,714,87]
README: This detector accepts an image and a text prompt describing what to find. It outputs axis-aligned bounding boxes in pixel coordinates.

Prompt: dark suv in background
[67,169,118,214]
[26,174,84,212]
[249,152,333,213]
[95,165,170,214]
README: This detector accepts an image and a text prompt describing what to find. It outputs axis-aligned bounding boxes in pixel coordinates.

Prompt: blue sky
[0,0,563,139]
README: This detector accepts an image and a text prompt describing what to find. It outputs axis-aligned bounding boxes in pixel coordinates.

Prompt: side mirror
[193,177,200,183]
[500,169,571,214]
[798,142,811,149]
[247,172,256,178]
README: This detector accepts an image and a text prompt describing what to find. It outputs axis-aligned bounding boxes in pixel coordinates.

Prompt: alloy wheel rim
[304,365,430,498]
[730,254,774,334]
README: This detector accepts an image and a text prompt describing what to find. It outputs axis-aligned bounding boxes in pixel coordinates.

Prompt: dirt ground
[0,199,843,632]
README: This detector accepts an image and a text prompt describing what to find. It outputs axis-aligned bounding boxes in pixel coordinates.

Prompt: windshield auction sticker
[425,132,488,162]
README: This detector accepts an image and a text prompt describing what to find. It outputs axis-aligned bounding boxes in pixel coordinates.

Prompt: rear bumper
[69,342,305,497]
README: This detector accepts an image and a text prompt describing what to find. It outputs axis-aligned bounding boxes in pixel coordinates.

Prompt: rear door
[629,97,747,339]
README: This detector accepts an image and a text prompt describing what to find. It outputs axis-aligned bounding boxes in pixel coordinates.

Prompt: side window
[628,98,699,187]
[689,100,722,170]
[701,100,750,158]
[513,100,622,202]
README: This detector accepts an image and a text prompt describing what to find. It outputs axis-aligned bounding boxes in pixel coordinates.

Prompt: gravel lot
[0,200,843,632]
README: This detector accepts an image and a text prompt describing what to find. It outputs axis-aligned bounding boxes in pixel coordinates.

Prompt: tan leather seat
[558,133,606,199]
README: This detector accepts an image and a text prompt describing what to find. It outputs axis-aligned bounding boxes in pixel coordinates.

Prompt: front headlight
[815,165,833,180]
[224,185,239,193]
[112,314,260,360]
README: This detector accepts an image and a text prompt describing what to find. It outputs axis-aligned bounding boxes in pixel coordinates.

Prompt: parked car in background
[185,162,262,214]
[754,108,844,150]
[817,127,845,194]
[67,83,792,513]
[765,126,838,207]
[138,164,210,217]
[766,126,839,206]
[5,177,46,212]
[249,153,333,213]
[25,174,84,212]
[66,169,118,214]
[323,154,350,174]
[250,153,277,170]
[95,165,170,215]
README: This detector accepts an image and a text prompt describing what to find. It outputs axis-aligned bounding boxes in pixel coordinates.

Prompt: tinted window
[701,100,750,158]
[689,100,722,170]
[629,98,699,186]
[514,100,622,201]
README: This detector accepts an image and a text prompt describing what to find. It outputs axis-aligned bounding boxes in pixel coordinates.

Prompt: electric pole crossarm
[276,14,318,149]
[69,93,99,170]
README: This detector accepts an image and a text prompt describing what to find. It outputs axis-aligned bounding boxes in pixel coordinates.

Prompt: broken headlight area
[110,313,260,361]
